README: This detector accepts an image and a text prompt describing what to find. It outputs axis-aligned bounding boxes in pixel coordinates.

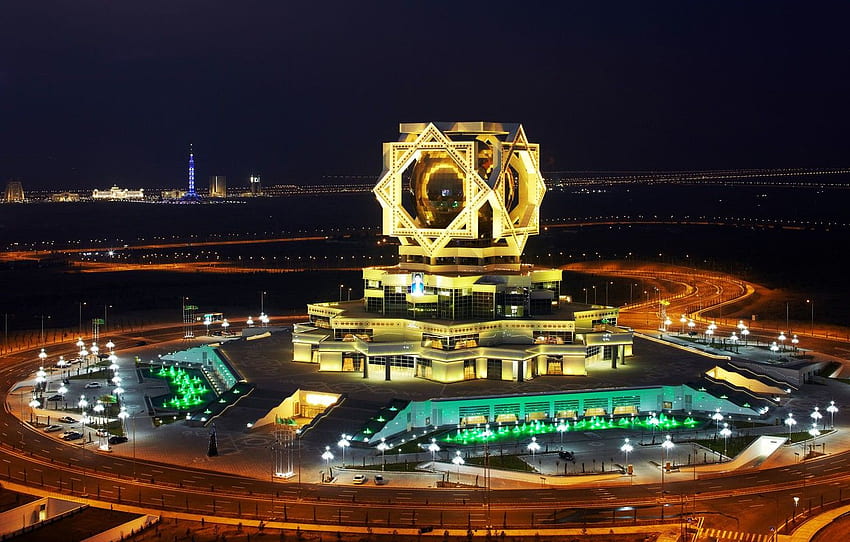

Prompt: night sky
[2,2,849,189]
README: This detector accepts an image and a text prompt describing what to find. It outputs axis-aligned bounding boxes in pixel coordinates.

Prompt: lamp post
[687,319,696,337]
[605,281,612,306]
[203,316,212,335]
[57,384,67,407]
[810,407,823,430]
[741,326,749,346]
[720,423,732,462]
[648,412,660,444]
[808,423,821,457]
[712,408,724,437]
[778,332,787,352]
[791,334,799,353]
[377,438,389,471]
[592,285,597,304]
[785,413,797,440]
[770,342,779,358]
[729,332,739,353]
[793,496,800,522]
[826,401,838,429]
[117,406,128,435]
[337,434,350,466]
[221,319,230,335]
[661,435,674,491]
[621,438,633,479]
[339,284,344,302]
[680,315,687,335]
[428,438,440,462]
[452,450,464,483]
[246,316,254,328]
[556,419,568,443]
[527,436,540,460]
[582,288,587,304]
[321,445,334,467]
[28,397,39,424]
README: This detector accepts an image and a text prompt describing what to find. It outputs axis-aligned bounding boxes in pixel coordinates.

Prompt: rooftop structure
[293,122,634,383]
[209,175,227,198]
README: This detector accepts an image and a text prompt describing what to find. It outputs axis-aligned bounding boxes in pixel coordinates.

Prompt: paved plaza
[15,322,850,491]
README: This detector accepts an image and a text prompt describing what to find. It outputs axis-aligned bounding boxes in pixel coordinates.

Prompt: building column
[611,345,619,369]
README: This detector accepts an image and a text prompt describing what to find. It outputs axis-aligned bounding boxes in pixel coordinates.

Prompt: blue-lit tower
[181,143,202,202]
[187,144,197,196]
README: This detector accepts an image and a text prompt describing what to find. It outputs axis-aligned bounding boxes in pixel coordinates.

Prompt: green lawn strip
[466,454,536,472]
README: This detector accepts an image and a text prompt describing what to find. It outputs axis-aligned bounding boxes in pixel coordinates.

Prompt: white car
[43,424,63,433]
[352,474,367,484]
[84,382,102,389]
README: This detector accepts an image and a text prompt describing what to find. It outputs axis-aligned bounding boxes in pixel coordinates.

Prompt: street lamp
[791,334,799,353]
[28,397,40,423]
[452,450,465,483]
[712,408,724,437]
[260,313,270,327]
[105,340,115,352]
[808,423,821,456]
[57,384,67,406]
[826,401,838,429]
[428,438,440,462]
[246,316,254,328]
[556,419,568,443]
[377,438,389,470]
[621,438,633,475]
[810,407,823,430]
[661,435,674,491]
[117,406,129,433]
[741,326,749,346]
[729,332,739,352]
[770,342,779,358]
[337,434,350,466]
[778,332,787,351]
[38,348,47,365]
[687,319,696,336]
[527,436,540,459]
[203,316,212,335]
[663,317,672,333]
[680,315,687,335]
[648,412,660,444]
[720,423,732,461]
[785,413,797,440]
[93,400,105,427]
[321,445,334,467]
[793,496,800,521]
[221,319,230,335]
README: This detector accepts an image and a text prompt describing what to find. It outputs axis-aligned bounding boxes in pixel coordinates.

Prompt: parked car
[46,394,63,402]
[374,474,387,485]
[58,416,77,424]
[352,474,367,484]
[61,431,82,441]
[108,435,128,445]
[43,424,63,433]
[84,382,101,389]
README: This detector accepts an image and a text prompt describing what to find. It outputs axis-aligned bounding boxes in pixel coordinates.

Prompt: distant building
[209,176,227,198]
[250,174,262,196]
[50,192,81,202]
[4,180,24,202]
[161,189,184,200]
[92,186,145,200]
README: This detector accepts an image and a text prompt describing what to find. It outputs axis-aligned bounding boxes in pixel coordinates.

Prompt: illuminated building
[209,175,227,198]
[50,192,81,202]
[91,186,145,200]
[4,180,25,202]
[293,122,634,382]
[249,174,262,196]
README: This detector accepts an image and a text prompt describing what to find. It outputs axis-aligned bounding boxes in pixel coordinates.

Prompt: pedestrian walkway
[702,528,773,542]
